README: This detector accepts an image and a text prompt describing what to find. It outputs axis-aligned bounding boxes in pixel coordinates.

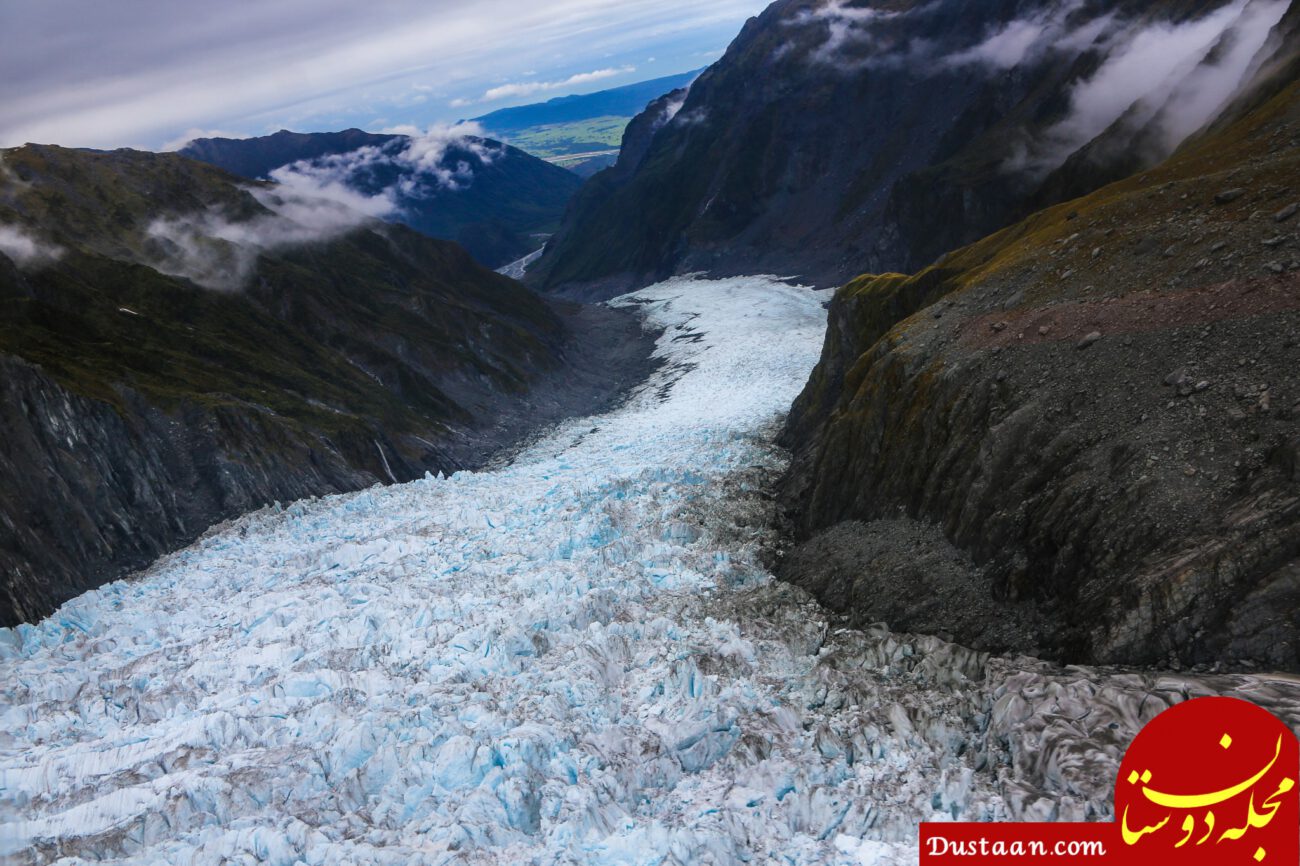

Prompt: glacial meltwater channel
[2,277,1298,865]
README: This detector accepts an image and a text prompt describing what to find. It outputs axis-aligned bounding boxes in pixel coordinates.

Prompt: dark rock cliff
[777,59,1300,671]
[532,0,1292,297]
[0,145,652,626]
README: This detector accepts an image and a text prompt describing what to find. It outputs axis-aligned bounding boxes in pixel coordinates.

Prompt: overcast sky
[0,0,769,151]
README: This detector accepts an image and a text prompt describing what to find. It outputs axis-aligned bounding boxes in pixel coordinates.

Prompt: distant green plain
[500,116,629,160]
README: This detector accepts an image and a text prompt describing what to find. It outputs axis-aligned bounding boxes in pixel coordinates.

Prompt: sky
[0,0,770,151]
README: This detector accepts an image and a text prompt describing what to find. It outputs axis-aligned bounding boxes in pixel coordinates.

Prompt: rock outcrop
[777,53,1300,670]
[532,0,1295,297]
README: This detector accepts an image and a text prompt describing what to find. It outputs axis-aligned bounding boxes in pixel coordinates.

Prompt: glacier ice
[2,276,1298,866]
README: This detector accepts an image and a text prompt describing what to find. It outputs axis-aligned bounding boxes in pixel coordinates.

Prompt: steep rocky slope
[777,44,1300,670]
[182,129,582,267]
[532,0,1293,297]
[0,145,651,627]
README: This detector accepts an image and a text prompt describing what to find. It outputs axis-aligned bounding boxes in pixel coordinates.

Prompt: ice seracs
[2,276,1298,866]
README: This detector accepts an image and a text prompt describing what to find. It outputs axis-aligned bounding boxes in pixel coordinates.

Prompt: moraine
[2,277,1298,865]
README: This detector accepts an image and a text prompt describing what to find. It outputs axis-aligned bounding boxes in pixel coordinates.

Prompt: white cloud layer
[144,188,380,292]
[792,0,1288,175]
[272,123,497,199]
[1023,0,1289,174]
[145,124,492,291]
[0,223,63,269]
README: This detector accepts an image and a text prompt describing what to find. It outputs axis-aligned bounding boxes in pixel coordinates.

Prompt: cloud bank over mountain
[792,0,1288,173]
[146,124,504,290]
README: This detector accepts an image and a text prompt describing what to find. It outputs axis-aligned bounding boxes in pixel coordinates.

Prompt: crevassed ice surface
[3,277,1299,866]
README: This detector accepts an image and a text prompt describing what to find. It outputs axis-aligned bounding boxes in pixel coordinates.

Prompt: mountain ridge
[531,0,1294,298]
[181,129,582,268]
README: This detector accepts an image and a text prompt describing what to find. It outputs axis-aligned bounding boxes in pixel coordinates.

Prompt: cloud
[144,186,382,291]
[144,123,496,290]
[0,223,63,269]
[793,0,940,70]
[1142,0,1289,151]
[795,0,1289,177]
[160,128,249,152]
[465,66,636,106]
[274,122,498,197]
[1020,0,1289,175]
[655,91,689,130]
[939,0,1103,72]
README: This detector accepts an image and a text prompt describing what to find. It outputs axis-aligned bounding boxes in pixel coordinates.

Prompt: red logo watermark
[921,697,1299,864]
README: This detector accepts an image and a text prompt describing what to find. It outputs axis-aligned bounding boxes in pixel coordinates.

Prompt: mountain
[471,70,703,135]
[531,0,1295,297]
[181,129,583,268]
[0,144,652,627]
[775,5,1300,670]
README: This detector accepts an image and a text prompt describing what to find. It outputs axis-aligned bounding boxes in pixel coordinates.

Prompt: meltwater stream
[3,277,1299,865]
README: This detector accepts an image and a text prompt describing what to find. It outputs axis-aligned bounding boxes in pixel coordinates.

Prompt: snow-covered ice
[2,276,1299,866]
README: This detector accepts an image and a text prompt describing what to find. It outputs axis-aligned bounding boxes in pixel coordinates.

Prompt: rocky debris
[775,519,1046,653]
[1164,368,1195,396]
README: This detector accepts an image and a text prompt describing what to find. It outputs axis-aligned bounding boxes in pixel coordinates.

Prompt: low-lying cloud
[652,87,693,132]
[148,123,493,291]
[943,0,1105,72]
[792,0,1288,177]
[1017,0,1289,175]
[795,0,938,70]
[0,223,63,269]
[145,186,382,291]
[452,66,636,107]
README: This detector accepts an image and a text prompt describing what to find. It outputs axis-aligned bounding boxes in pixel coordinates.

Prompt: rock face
[532,0,1295,297]
[182,129,583,268]
[778,54,1300,670]
[0,145,653,627]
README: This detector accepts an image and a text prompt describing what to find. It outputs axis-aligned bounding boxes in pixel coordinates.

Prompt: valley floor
[2,278,1298,865]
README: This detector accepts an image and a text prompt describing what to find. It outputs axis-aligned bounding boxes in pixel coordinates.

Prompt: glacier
[2,276,1298,865]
